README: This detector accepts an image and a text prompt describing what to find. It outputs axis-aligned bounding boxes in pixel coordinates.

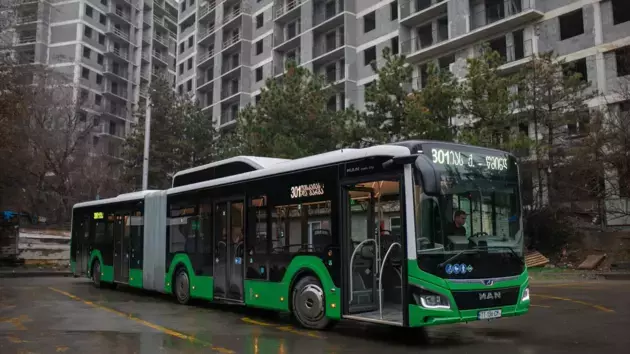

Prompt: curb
[596,272,630,281]
[0,271,72,278]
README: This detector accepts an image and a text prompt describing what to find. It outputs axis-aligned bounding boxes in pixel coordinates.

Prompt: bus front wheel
[91,260,102,288]
[174,267,191,305]
[291,275,334,330]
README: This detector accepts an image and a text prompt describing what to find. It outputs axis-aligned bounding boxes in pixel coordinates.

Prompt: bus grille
[451,287,520,310]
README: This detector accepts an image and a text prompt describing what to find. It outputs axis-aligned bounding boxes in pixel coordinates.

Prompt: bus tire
[91,260,103,288]
[174,267,191,305]
[291,275,333,330]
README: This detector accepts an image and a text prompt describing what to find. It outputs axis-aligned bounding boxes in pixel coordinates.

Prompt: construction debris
[525,251,550,268]
[578,254,606,270]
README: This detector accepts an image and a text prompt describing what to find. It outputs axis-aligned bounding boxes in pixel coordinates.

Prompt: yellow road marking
[531,294,615,313]
[241,317,324,339]
[56,346,69,352]
[0,315,31,330]
[49,287,235,354]
[6,335,28,343]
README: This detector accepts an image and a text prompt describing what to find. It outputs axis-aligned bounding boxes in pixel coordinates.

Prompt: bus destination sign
[430,147,508,172]
[290,183,325,199]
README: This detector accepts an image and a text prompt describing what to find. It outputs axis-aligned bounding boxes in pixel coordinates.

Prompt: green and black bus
[70,140,530,329]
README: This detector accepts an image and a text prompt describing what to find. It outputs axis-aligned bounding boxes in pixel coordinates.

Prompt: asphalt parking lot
[1,277,628,353]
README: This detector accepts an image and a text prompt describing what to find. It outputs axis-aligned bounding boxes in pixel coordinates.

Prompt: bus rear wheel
[291,275,334,330]
[174,268,191,305]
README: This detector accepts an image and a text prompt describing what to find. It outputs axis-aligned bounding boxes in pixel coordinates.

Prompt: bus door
[77,215,91,275]
[342,178,405,325]
[213,199,245,302]
[112,214,130,283]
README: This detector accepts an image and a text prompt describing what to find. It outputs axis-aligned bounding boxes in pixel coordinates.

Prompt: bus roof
[73,190,160,209]
[171,156,290,186]
[168,144,410,196]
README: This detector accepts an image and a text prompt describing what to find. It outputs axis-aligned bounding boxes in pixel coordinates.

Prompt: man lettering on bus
[446,210,467,236]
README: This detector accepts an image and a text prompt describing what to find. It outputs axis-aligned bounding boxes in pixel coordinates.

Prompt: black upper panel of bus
[172,162,258,187]
[389,140,510,156]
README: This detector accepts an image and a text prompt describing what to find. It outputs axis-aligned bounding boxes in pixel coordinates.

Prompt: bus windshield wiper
[438,248,479,269]
[482,245,524,265]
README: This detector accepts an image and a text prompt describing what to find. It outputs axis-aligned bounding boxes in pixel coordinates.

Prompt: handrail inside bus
[378,242,401,320]
[349,238,377,303]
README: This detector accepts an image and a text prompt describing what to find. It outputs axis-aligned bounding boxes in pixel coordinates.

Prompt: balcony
[103,104,128,120]
[198,48,215,67]
[197,68,215,91]
[400,0,449,27]
[220,110,238,126]
[223,5,249,25]
[313,33,345,64]
[153,32,169,48]
[107,6,133,26]
[198,1,218,22]
[104,64,130,82]
[403,0,542,63]
[16,34,36,45]
[274,0,304,23]
[223,32,241,50]
[198,23,216,45]
[319,67,345,87]
[105,46,130,61]
[152,50,169,65]
[104,85,129,101]
[96,122,125,140]
[140,69,150,81]
[221,57,241,75]
[493,38,534,73]
[274,52,301,76]
[221,82,240,100]
[313,0,344,32]
[15,14,38,25]
[152,69,168,80]
[274,21,302,52]
[106,26,132,44]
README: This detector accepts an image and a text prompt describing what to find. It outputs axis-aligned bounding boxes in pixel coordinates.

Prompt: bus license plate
[478,309,502,320]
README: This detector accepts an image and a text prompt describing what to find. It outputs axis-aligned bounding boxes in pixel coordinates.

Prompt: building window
[84,26,92,38]
[563,58,588,82]
[178,84,183,94]
[85,5,93,18]
[559,9,584,40]
[179,63,184,74]
[364,12,375,33]
[255,94,261,104]
[615,46,630,77]
[613,0,630,25]
[256,14,264,29]
[187,57,193,70]
[97,54,103,65]
[391,36,399,55]
[82,46,91,59]
[100,14,106,25]
[100,0,108,6]
[81,67,90,79]
[80,89,89,102]
[391,1,398,20]
[179,42,184,54]
[95,94,102,106]
[256,40,263,55]
[98,33,105,45]
[188,36,194,48]
[364,46,376,66]
[96,74,102,85]
[255,67,263,82]
[187,79,192,92]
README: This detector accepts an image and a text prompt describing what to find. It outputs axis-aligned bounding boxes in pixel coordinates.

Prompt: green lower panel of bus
[164,254,213,300]
[244,280,290,311]
[191,276,213,300]
[129,269,143,288]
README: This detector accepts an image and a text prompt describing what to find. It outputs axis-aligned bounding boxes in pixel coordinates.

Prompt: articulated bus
[70,140,529,330]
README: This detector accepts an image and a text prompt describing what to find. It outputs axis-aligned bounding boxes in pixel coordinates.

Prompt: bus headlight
[412,286,451,309]
[521,287,530,302]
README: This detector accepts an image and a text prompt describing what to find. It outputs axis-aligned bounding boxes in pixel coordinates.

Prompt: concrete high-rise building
[174,0,630,136]
[7,0,179,159]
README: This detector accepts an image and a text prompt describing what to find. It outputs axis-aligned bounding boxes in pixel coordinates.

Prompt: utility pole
[141,102,151,190]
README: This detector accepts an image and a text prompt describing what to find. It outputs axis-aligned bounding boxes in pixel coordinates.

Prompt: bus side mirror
[416,155,440,195]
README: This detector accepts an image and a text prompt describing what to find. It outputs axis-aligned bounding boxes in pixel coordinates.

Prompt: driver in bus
[446,210,467,236]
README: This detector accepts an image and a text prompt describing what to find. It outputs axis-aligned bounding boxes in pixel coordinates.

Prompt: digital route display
[430,147,509,172]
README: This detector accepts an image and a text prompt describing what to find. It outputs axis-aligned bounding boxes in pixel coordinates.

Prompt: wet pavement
[1,277,628,353]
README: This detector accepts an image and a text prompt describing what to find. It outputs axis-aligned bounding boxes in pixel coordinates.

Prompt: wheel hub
[177,272,189,301]
[297,284,324,321]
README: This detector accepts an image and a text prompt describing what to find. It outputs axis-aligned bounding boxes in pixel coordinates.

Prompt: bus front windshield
[414,147,525,279]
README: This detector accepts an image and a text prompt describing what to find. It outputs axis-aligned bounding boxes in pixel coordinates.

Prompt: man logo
[479,291,502,300]
[482,279,494,286]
